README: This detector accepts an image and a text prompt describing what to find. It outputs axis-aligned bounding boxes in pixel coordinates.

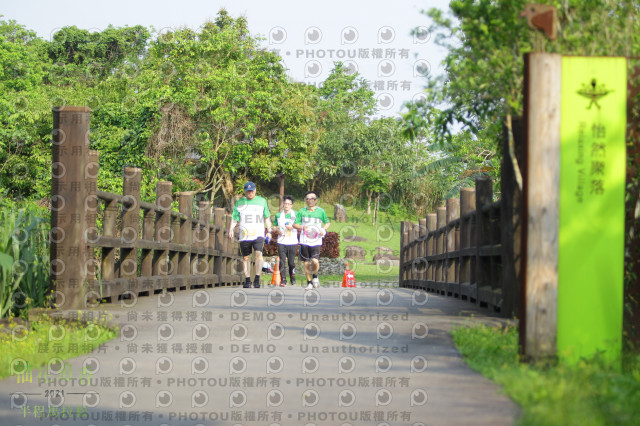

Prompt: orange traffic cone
[271,257,282,286]
[341,262,356,288]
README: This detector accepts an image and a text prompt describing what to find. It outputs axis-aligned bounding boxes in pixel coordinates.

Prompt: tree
[263,82,322,208]
[311,62,377,191]
[0,20,50,199]
[47,25,149,80]
[131,11,320,209]
[405,0,640,174]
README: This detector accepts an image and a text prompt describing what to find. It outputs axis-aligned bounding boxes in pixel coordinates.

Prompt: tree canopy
[0,12,436,216]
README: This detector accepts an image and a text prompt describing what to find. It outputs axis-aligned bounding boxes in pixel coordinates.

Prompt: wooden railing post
[400,221,409,286]
[502,116,523,318]
[101,196,117,286]
[435,206,446,294]
[460,188,476,300]
[154,181,172,290]
[214,207,225,285]
[417,218,427,289]
[231,212,242,285]
[426,213,437,291]
[85,150,99,293]
[140,205,155,294]
[178,192,193,287]
[50,106,91,309]
[170,207,181,289]
[446,198,460,297]
[410,221,416,286]
[490,203,502,309]
[203,202,217,287]
[120,167,141,295]
[198,201,212,284]
[225,212,235,284]
[476,176,493,306]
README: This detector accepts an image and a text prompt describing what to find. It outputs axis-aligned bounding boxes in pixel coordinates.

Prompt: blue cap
[244,181,256,191]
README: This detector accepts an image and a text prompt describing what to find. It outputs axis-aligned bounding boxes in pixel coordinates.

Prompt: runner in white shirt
[271,195,298,286]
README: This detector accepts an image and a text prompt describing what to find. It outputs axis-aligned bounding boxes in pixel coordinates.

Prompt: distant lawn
[331,214,402,258]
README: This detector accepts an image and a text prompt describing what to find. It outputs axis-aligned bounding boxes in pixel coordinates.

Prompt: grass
[0,312,117,380]
[452,324,640,426]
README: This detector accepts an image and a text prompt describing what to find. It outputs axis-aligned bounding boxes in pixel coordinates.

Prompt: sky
[1,0,452,118]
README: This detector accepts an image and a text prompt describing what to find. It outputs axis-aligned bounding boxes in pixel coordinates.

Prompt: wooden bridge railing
[400,176,505,312]
[400,171,521,317]
[50,106,243,309]
[400,115,523,318]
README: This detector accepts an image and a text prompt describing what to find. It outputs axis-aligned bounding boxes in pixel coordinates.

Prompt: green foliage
[453,324,640,425]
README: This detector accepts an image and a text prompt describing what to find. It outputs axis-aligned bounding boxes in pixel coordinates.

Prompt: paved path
[0,284,520,426]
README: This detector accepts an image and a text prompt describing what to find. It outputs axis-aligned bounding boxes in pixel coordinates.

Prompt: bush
[320,232,339,258]
[262,230,279,256]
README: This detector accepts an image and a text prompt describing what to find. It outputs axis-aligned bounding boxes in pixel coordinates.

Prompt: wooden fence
[399,120,523,318]
[50,107,243,310]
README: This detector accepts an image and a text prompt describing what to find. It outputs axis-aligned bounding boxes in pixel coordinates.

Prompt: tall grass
[0,197,50,318]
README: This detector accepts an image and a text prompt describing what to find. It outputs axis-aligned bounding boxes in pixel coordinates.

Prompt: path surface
[0,284,520,426]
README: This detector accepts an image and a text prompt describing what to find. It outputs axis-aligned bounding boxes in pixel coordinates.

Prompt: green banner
[558,57,626,364]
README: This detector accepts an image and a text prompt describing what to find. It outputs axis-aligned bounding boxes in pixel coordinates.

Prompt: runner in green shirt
[229,181,271,288]
[293,190,330,289]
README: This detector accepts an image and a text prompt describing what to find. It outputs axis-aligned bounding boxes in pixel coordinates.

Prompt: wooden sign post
[521,53,626,363]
